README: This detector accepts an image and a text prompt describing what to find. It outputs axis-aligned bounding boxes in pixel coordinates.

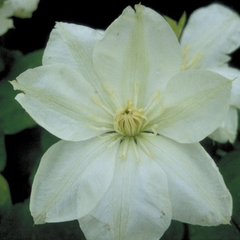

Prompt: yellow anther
[114,100,147,136]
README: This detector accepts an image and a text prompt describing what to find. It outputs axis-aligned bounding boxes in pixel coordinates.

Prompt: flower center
[113,99,147,136]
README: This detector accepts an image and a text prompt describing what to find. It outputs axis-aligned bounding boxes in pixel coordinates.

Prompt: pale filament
[133,82,140,106]
[146,106,165,125]
[106,134,123,148]
[143,89,165,125]
[103,85,121,109]
[132,139,141,162]
[144,90,161,115]
[90,115,113,125]
[90,84,156,161]
[119,137,130,160]
[137,136,153,158]
[181,44,203,70]
[89,89,117,136]
[91,96,114,116]
[87,124,113,132]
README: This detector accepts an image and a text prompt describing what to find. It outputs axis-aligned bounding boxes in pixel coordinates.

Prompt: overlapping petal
[209,106,238,143]
[141,135,232,226]
[30,136,118,224]
[210,65,240,108]
[181,3,240,68]
[153,69,232,143]
[205,49,240,144]
[11,64,112,141]
[9,0,40,18]
[93,4,182,107]
[42,22,115,107]
[79,139,171,240]
[43,22,102,85]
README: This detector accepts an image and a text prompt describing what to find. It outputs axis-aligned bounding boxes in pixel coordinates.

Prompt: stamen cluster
[114,99,147,136]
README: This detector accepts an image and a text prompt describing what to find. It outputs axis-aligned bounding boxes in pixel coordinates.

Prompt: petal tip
[33,213,47,225]
[9,79,21,91]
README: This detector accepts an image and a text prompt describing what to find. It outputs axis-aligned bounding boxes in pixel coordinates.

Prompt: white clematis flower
[181,3,240,143]
[11,4,232,240]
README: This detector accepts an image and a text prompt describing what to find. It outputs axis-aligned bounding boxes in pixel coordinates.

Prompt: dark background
[3,0,240,56]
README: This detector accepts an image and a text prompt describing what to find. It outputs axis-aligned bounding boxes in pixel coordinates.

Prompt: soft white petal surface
[93,4,182,107]
[154,69,232,143]
[181,3,240,68]
[209,106,238,143]
[210,65,240,108]
[11,64,111,141]
[9,0,40,18]
[42,22,113,105]
[43,22,103,76]
[79,139,171,240]
[141,135,232,225]
[30,137,118,224]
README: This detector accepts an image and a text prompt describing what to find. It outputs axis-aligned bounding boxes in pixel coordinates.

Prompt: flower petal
[10,0,40,18]
[210,65,240,108]
[43,22,102,83]
[30,137,118,224]
[181,3,240,68]
[142,135,232,226]
[93,4,182,107]
[154,69,232,143]
[42,22,109,101]
[79,138,172,240]
[209,106,238,143]
[11,64,111,141]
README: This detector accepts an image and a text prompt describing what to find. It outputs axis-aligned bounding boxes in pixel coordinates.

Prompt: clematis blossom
[180,3,240,143]
[11,5,232,240]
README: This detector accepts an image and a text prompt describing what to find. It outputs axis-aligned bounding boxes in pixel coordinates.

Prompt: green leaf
[0,199,86,240]
[189,223,239,240]
[0,174,12,217]
[40,128,60,153]
[33,221,86,240]
[6,49,44,81]
[0,48,23,77]
[0,0,5,8]
[29,128,59,185]
[0,79,36,134]
[0,199,33,240]
[0,49,44,134]
[219,150,240,225]
[3,127,42,194]
[189,149,240,239]
[164,12,187,39]
[161,220,184,240]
